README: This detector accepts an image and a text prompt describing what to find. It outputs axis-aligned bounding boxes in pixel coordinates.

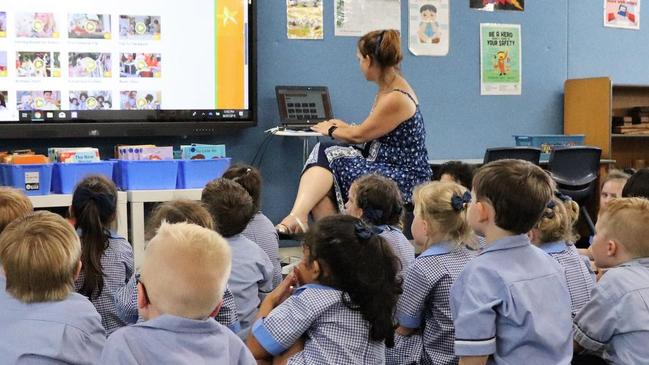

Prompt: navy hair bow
[73,187,116,216]
[451,191,472,211]
[363,207,384,223]
[554,191,572,202]
[354,222,382,240]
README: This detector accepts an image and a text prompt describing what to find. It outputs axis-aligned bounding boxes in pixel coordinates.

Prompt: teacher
[277,29,432,234]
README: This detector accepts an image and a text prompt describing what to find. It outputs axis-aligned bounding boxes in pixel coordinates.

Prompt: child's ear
[475,201,491,223]
[311,259,322,281]
[209,299,224,318]
[73,261,82,280]
[607,239,619,257]
[137,282,149,310]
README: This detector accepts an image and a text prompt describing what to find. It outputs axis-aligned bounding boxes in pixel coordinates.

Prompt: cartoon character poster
[287,0,323,39]
[409,0,449,56]
[480,23,521,95]
[604,0,640,30]
[470,0,524,12]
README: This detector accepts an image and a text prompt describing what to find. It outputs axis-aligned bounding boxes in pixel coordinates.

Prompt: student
[450,159,573,365]
[114,199,240,333]
[71,175,134,335]
[599,169,630,212]
[387,181,474,365]
[202,178,273,339]
[573,198,649,365]
[529,193,595,317]
[223,164,282,287]
[345,174,415,275]
[0,186,33,234]
[101,222,256,364]
[621,167,649,199]
[0,211,105,363]
[434,161,475,191]
[247,215,402,364]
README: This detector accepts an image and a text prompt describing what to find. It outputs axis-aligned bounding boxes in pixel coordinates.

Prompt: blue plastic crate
[51,161,116,194]
[114,160,179,190]
[0,163,53,196]
[176,158,231,189]
[513,134,585,158]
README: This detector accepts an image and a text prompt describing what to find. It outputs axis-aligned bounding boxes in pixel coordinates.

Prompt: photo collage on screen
[0,10,163,116]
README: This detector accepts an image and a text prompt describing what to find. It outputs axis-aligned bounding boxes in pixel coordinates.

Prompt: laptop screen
[275,86,333,125]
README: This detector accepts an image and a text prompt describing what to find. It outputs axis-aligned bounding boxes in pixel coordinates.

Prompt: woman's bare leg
[311,195,338,221]
[278,166,333,233]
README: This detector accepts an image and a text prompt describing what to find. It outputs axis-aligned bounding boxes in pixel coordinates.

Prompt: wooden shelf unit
[564,77,649,169]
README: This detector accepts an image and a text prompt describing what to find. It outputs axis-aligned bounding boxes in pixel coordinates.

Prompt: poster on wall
[480,23,522,95]
[335,0,401,37]
[409,0,449,56]
[604,0,640,30]
[470,0,524,12]
[287,0,324,39]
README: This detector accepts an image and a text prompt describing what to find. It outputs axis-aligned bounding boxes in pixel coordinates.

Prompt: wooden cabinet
[564,77,649,168]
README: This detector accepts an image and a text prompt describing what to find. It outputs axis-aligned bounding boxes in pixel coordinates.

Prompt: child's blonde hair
[142,222,231,319]
[145,199,214,240]
[601,169,630,188]
[0,187,33,234]
[0,211,80,303]
[535,194,580,244]
[598,197,649,258]
[412,181,472,247]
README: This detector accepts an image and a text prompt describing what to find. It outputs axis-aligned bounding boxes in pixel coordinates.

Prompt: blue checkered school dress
[305,89,431,211]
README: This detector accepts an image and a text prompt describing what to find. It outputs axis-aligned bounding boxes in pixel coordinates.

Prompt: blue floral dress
[304,89,431,211]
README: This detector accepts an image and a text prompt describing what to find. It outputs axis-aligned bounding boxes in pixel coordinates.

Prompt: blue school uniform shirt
[0,276,105,364]
[227,233,274,339]
[450,234,573,365]
[242,211,282,288]
[74,232,134,335]
[378,225,415,275]
[540,241,595,317]
[387,242,473,365]
[252,284,386,365]
[113,271,241,332]
[573,257,649,365]
[100,314,256,365]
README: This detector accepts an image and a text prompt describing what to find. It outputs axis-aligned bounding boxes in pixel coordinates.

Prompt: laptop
[275,85,333,130]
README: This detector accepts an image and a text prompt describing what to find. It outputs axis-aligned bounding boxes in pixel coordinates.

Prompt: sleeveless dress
[304,89,431,211]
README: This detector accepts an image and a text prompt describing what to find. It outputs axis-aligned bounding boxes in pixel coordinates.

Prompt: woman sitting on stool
[277,29,432,234]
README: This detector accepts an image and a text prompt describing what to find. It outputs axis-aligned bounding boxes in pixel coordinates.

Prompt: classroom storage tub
[513,134,585,158]
[176,158,231,189]
[0,163,53,196]
[114,160,179,190]
[51,161,116,194]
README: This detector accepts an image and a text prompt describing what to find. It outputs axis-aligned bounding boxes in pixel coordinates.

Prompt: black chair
[548,146,602,236]
[483,147,542,165]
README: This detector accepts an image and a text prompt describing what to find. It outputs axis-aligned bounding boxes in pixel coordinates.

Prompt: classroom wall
[568,1,649,84]
[6,1,647,227]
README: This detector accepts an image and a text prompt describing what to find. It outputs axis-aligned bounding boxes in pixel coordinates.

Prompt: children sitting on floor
[450,159,573,364]
[100,222,256,364]
[529,192,595,317]
[0,211,105,364]
[71,175,134,335]
[202,178,274,339]
[573,197,649,365]
[346,174,415,275]
[223,164,282,287]
[247,215,402,364]
[114,199,241,332]
[387,181,475,365]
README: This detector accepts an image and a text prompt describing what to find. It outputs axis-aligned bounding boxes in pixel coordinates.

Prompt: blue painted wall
[6,1,647,226]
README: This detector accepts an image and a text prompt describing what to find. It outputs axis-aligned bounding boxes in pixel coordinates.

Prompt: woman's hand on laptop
[311,119,346,135]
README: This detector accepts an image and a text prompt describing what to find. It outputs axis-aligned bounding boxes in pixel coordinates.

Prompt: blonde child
[202,178,273,339]
[573,198,649,365]
[71,175,134,335]
[346,174,415,274]
[0,186,33,234]
[0,211,105,363]
[247,215,402,364]
[223,164,282,287]
[451,159,572,365]
[529,193,595,317]
[386,181,474,365]
[114,199,240,332]
[101,222,256,364]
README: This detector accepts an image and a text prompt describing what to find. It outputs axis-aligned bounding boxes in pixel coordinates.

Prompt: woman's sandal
[276,213,308,239]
